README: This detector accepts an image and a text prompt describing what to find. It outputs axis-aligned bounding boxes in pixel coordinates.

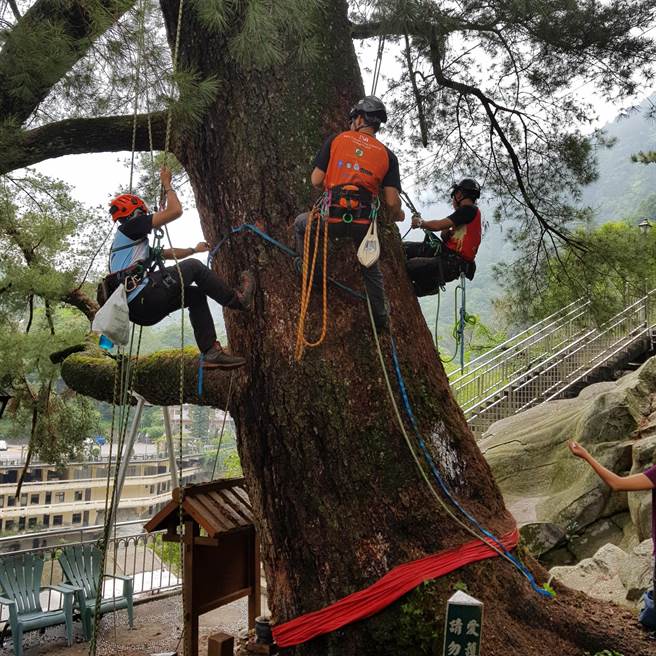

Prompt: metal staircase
[448,291,656,436]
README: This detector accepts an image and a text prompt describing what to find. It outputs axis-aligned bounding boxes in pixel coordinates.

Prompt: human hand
[411,214,422,229]
[568,441,589,460]
[160,167,173,187]
[195,241,210,253]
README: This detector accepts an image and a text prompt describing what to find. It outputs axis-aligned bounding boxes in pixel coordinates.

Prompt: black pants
[294,212,388,327]
[128,258,237,352]
[404,240,472,297]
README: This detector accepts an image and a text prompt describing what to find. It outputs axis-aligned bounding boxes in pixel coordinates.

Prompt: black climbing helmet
[349,96,388,130]
[451,178,481,200]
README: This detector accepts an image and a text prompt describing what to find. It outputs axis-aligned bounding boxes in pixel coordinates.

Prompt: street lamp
[639,218,652,234]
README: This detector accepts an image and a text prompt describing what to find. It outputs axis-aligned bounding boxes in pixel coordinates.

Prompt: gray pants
[294,212,388,329]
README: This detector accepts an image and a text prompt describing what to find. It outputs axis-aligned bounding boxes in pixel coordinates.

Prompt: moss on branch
[60,345,234,408]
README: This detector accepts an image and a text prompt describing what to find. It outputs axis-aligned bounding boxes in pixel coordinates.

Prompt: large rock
[550,540,654,608]
[480,357,656,558]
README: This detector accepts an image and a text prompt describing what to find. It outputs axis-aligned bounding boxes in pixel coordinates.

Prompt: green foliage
[395,580,443,655]
[148,533,182,576]
[496,221,656,327]
[584,651,625,656]
[0,173,102,464]
[188,0,323,68]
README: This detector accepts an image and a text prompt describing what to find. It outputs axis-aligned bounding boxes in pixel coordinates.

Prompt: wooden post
[207,633,234,656]
[184,520,199,656]
[248,533,262,630]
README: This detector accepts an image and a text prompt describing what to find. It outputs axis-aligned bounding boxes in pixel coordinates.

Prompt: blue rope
[207,223,365,300]
[197,354,204,398]
[389,337,552,598]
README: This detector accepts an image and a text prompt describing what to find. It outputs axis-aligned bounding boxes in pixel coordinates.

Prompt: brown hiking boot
[201,342,246,370]
[233,270,255,311]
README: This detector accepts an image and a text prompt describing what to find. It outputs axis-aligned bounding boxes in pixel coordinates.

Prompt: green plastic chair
[59,544,134,640]
[0,552,76,656]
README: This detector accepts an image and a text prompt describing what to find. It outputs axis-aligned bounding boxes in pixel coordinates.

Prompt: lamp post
[638,219,652,325]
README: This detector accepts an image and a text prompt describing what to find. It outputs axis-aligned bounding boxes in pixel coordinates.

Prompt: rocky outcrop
[479,356,656,563]
[549,540,654,608]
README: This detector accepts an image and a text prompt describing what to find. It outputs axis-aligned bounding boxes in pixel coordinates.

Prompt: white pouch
[91,284,131,346]
[357,218,380,268]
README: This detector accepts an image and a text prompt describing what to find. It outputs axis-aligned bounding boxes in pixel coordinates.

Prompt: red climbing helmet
[109,194,149,221]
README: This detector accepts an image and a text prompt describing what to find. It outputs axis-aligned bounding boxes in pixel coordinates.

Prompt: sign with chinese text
[442,590,483,656]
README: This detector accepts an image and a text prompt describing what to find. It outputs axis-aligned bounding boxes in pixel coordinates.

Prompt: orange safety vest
[323,131,390,195]
[444,206,481,262]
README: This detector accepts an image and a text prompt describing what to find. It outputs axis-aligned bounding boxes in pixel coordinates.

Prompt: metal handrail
[460,290,655,434]
[450,297,585,378]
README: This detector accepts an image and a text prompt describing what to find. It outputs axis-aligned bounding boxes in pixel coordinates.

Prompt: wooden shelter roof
[145,477,254,538]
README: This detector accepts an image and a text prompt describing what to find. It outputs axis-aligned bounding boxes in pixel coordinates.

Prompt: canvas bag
[357,218,380,268]
[91,284,131,346]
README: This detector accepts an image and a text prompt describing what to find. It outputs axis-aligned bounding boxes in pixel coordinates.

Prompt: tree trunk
[149,1,653,653]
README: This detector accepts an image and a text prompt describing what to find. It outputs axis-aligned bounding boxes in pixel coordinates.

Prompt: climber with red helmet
[104,167,254,370]
[293,95,404,331]
[404,178,482,296]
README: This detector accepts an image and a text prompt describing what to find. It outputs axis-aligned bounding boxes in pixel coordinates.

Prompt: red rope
[272,528,519,648]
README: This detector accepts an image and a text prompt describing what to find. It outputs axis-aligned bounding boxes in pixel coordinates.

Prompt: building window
[0,495,4,508]
[45,492,51,504]
[52,515,63,526]
[83,511,89,525]
[43,514,50,527]
[72,513,82,524]
[74,490,83,501]
[7,496,15,507]
[28,517,37,528]
[18,517,25,530]
[5,520,15,531]
[30,493,39,505]
[20,493,27,506]
[56,492,65,503]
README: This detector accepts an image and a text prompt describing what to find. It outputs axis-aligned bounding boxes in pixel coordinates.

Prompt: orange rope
[295,207,328,361]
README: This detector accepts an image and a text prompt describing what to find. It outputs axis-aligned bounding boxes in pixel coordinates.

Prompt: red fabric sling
[272,528,519,648]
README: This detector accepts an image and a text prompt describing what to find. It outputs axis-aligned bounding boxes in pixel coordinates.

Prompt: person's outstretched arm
[569,441,655,491]
[161,242,209,261]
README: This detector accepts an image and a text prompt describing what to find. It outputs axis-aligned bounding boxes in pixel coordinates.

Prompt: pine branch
[7,0,21,20]
[0,112,166,175]
[427,26,582,249]
[61,288,99,322]
[0,0,136,123]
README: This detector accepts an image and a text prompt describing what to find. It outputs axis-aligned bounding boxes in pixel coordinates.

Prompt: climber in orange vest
[293,96,404,331]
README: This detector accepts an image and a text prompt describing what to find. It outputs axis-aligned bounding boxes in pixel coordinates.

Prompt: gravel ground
[0,592,261,656]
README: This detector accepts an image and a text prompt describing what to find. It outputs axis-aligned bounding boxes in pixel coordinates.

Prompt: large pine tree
[4,0,656,653]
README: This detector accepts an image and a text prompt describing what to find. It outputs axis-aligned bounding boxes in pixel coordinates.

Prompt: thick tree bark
[147,1,656,654]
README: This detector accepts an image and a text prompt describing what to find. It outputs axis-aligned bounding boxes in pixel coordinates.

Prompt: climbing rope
[371,35,385,96]
[207,223,364,300]
[295,204,329,361]
[210,372,235,480]
[364,292,552,598]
